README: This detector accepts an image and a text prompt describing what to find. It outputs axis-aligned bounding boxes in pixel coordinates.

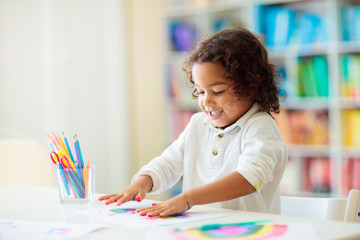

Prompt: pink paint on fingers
[135,195,142,202]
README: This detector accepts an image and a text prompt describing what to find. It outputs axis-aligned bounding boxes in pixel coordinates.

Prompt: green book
[341,55,351,97]
[352,56,360,97]
[299,58,319,97]
[312,55,329,97]
[297,61,306,97]
[305,59,320,97]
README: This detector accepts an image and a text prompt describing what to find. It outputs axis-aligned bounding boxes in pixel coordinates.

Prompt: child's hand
[136,193,191,217]
[98,175,153,205]
[98,186,145,205]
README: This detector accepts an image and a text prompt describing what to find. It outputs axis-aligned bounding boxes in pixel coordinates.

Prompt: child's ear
[255,74,263,84]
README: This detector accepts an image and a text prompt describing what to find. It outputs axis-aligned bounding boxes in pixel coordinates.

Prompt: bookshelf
[163,0,360,197]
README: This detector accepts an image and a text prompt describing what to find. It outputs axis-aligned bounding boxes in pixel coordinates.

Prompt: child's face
[193,62,252,129]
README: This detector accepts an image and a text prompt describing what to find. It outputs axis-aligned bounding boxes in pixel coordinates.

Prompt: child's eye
[213,90,225,95]
[196,89,205,95]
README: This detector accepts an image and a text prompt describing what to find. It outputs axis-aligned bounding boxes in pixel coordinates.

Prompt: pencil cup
[56,165,95,203]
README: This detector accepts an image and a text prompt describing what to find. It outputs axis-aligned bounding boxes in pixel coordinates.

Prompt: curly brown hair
[182,27,285,114]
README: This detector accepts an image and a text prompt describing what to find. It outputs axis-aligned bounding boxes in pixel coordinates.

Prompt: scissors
[50,151,72,196]
[50,151,75,170]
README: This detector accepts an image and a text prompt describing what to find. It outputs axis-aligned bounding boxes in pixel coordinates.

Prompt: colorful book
[304,157,331,193]
[298,56,329,97]
[312,55,329,97]
[262,6,295,47]
[342,5,360,41]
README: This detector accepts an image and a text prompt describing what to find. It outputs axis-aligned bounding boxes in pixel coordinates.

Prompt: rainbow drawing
[170,224,288,239]
[109,208,136,214]
[92,208,137,217]
[145,214,190,222]
[155,214,190,220]
[46,227,73,235]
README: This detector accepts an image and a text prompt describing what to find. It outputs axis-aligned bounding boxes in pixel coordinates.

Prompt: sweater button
[212,150,218,156]
[218,133,224,138]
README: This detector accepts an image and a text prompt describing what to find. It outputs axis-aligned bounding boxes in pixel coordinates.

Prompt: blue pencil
[75,162,84,187]
[62,132,75,164]
[67,170,84,198]
[58,163,70,195]
[67,175,81,199]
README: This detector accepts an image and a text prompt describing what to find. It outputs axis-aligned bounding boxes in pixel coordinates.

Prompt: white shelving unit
[163,0,360,197]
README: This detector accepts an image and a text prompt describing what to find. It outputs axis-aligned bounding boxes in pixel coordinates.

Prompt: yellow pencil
[56,132,70,157]
[53,132,76,170]
[47,134,71,162]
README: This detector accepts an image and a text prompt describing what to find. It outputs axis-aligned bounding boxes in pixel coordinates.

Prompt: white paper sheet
[0,219,105,240]
[76,200,224,229]
[142,222,319,240]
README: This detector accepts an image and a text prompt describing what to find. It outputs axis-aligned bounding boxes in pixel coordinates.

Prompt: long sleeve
[131,121,189,194]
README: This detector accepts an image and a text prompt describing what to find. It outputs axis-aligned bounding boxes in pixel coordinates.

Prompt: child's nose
[202,94,214,108]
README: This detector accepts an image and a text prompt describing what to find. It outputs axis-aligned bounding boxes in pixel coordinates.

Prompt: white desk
[1,184,360,240]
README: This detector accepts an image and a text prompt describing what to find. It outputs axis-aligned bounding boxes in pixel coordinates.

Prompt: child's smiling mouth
[209,110,223,120]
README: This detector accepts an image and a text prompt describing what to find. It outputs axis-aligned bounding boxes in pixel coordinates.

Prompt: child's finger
[98,194,117,201]
[105,194,124,205]
[115,191,135,205]
[135,191,146,202]
[137,204,164,216]
[146,208,164,217]
[159,208,180,217]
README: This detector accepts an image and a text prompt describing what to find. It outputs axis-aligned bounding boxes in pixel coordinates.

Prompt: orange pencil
[83,165,87,198]
[84,161,90,198]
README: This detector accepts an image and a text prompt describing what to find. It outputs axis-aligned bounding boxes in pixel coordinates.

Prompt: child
[99,27,288,217]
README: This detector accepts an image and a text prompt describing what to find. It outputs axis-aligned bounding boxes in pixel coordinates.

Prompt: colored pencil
[62,132,75,164]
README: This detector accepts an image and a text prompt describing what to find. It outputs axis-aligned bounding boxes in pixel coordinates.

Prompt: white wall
[129,0,166,171]
[0,0,132,193]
